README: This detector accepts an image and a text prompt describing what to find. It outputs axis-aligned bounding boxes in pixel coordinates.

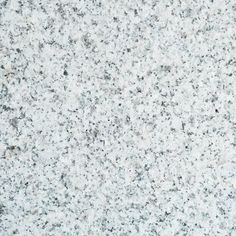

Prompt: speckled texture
[1,0,236,235]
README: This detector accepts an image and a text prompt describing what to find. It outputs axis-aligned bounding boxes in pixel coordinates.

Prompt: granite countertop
[1,0,236,235]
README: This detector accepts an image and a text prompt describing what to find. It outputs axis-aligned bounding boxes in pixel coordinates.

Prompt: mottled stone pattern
[0,0,236,235]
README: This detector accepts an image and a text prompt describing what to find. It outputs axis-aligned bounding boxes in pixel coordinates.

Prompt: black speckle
[137,87,142,93]
[1,65,4,69]
[13,229,19,234]
[165,211,170,216]
[7,145,21,151]
[16,48,21,53]
[63,70,68,76]
[161,101,166,107]
[215,109,219,113]
[2,0,7,7]
[2,105,12,111]
[127,48,131,52]
[60,173,65,180]
[134,9,138,15]
[8,145,16,151]
[104,74,111,80]
[0,203,5,215]
[160,65,171,72]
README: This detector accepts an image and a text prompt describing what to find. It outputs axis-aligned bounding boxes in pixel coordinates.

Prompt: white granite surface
[1,0,236,235]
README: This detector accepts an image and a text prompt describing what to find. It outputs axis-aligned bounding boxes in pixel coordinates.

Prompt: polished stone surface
[0,0,236,235]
